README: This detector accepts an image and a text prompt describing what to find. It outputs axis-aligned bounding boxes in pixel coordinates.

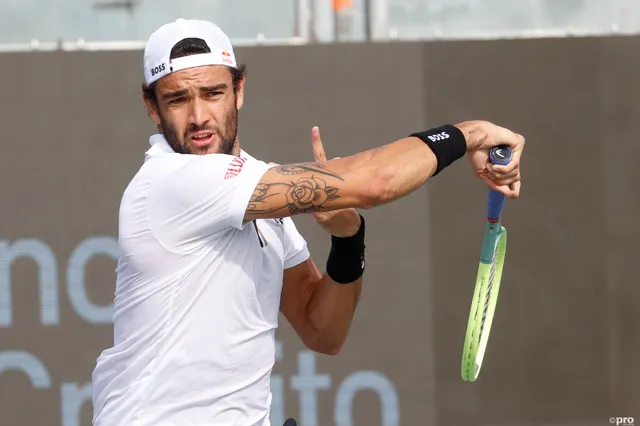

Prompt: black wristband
[326,215,366,284]
[410,124,467,176]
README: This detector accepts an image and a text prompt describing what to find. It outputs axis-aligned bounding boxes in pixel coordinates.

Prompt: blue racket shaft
[481,145,512,264]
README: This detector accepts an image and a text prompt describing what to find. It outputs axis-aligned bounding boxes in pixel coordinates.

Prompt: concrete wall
[0,35,638,426]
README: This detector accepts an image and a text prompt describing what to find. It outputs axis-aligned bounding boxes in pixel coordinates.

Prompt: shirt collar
[145,134,175,161]
[239,148,257,162]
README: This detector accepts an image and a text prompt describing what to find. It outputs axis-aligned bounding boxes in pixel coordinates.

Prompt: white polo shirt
[92,134,310,426]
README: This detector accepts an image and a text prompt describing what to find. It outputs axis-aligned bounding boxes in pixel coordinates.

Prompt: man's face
[145,65,245,155]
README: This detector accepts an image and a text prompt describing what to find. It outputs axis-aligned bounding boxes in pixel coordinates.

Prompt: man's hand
[456,121,525,199]
[309,126,361,237]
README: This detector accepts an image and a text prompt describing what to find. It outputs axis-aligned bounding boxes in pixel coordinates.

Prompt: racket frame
[461,145,512,382]
[461,222,507,381]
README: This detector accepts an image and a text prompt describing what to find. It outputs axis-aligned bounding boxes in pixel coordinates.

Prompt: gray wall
[0,35,638,426]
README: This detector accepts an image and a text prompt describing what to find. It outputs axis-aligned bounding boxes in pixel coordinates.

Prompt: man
[91,18,524,426]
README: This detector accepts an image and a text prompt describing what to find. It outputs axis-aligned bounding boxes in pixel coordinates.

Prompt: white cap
[143,18,237,86]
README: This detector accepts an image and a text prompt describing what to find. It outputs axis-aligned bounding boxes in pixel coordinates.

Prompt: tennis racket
[461,145,513,382]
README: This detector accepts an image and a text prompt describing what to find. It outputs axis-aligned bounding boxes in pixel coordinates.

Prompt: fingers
[487,131,524,190]
[312,126,328,163]
[471,123,524,199]
[488,159,518,175]
[485,163,521,195]
[481,175,519,198]
[480,175,510,196]
[510,180,521,198]
[480,171,521,198]
[489,125,525,150]
[487,163,519,182]
[490,173,521,187]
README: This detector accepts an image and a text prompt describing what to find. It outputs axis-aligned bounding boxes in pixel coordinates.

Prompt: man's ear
[236,77,245,111]
[142,87,161,127]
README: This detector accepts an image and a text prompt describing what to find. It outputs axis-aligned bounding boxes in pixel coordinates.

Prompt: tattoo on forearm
[275,163,343,180]
[247,163,343,215]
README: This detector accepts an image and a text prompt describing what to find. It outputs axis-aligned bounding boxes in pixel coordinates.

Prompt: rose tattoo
[285,177,339,213]
[245,162,344,217]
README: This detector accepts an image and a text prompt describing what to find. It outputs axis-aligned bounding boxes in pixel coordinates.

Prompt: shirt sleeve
[148,154,272,251]
[282,217,311,269]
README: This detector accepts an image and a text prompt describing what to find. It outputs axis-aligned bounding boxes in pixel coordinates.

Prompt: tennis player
[91,18,524,426]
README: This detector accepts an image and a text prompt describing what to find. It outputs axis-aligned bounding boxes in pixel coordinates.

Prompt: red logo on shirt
[224,157,247,179]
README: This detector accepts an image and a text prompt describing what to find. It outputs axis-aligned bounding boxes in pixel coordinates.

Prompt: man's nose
[188,98,209,127]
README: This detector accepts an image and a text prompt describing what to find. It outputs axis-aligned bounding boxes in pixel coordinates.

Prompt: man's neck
[232,138,241,156]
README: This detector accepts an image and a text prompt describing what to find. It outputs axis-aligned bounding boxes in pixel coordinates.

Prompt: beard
[159,105,238,156]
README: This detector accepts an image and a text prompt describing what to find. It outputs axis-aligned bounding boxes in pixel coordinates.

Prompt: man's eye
[169,97,186,104]
[207,91,223,97]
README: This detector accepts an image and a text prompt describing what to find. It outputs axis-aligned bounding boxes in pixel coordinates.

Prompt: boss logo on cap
[151,63,166,76]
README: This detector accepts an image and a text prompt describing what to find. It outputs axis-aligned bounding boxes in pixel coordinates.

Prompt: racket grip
[487,190,505,220]
[486,145,512,221]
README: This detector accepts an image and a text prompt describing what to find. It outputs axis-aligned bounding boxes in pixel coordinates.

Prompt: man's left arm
[279,213,365,355]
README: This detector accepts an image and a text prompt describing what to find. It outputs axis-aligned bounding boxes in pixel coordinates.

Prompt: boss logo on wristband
[427,132,450,142]
[410,124,467,176]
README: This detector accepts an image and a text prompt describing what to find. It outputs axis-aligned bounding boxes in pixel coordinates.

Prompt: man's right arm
[244,137,435,221]
[243,120,512,223]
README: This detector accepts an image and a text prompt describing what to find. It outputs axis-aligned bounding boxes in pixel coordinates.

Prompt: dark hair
[142,37,246,104]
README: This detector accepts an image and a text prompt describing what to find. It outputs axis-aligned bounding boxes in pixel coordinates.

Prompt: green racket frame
[461,223,507,382]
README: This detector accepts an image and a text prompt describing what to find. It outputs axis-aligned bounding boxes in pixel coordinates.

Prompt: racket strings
[478,245,500,339]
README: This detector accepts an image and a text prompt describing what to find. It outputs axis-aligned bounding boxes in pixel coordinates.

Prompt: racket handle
[486,145,512,221]
[487,190,505,221]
